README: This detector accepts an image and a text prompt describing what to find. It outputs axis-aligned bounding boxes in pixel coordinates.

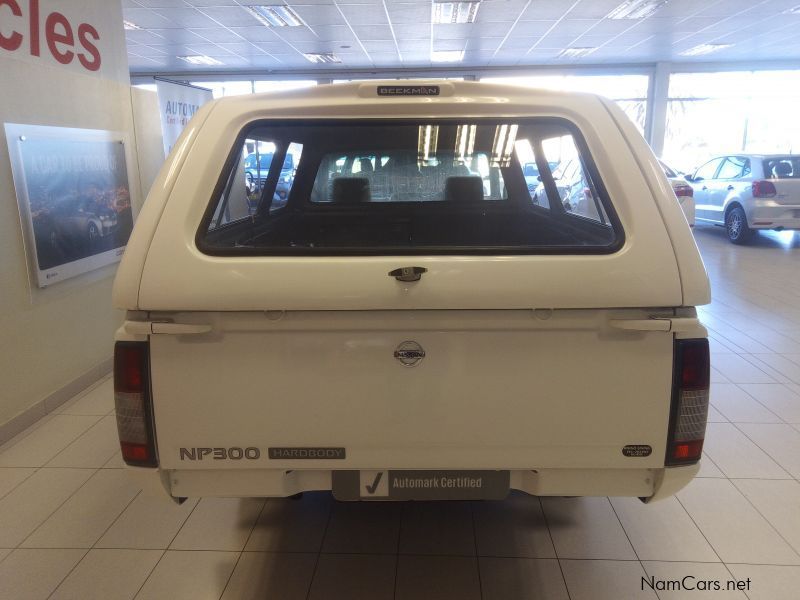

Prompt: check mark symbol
[365,472,383,495]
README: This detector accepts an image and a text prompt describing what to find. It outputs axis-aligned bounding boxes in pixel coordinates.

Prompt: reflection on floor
[1,225,800,599]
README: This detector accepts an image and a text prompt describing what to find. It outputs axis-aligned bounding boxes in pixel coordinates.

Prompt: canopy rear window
[199,118,623,255]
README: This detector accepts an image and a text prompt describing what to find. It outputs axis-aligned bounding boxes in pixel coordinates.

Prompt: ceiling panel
[505,21,558,38]
[385,4,431,24]
[135,0,190,7]
[547,19,599,37]
[291,5,346,26]
[151,7,221,27]
[361,40,398,53]
[125,29,169,45]
[211,41,262,53]
[226,26,282,42]
[570,0,630,19]
[351,24,394,39]
[127,44,169,57]
[478,2,532,21]
[123,8,173,28]
[188,27,246,42]
[146,28,215,43]
[337,4,387,24]
[197,6,259,26]
[123,0,800,75]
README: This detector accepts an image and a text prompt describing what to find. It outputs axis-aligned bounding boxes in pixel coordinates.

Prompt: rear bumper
[132,464,700,503]
[746,201,800,229]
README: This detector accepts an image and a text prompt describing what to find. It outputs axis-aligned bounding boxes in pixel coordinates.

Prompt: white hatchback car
[687,154,800,243]
[113,81,710,504]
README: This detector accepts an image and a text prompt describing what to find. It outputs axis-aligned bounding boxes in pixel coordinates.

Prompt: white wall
[131,87,165,197]
[0,0,144,432]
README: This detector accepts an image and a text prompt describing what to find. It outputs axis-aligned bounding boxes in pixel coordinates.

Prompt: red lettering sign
[45,11,73,64]
[0,0,24,52]
[77,22,100,71]
[0,0,102,72]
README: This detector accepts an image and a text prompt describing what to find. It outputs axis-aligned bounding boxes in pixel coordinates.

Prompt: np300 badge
[394,341,425,367]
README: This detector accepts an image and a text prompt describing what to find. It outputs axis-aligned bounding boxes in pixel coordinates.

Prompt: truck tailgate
[150,309,674,471]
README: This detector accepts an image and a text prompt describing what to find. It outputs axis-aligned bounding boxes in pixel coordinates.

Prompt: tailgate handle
[389,266,427,282]
[124,322,212,335]
[610,317,700,333]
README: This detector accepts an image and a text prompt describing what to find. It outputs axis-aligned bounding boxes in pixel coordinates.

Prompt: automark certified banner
[155,79,213,158]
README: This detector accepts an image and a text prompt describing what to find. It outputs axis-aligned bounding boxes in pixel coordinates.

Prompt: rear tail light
[674,183,693,198]
[666,339,710,465]
[114,342,158,467]
[752,180,777,198]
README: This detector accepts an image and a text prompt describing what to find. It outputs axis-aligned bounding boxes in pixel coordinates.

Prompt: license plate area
[332,470,510,501]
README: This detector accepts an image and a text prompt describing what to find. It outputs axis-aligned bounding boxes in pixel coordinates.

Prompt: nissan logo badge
[394,341,425,367]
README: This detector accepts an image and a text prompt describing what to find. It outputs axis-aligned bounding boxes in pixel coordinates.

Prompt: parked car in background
[686,154,800,243]
[659,160,695,227]
[243,151,295,208]
[523,161,559,195]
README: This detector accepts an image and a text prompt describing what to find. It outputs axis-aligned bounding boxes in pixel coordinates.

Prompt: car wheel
[245,173,255,194]
[725,206,753,245]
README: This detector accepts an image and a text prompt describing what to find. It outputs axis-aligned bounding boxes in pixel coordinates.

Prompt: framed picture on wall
[4,123,135,288]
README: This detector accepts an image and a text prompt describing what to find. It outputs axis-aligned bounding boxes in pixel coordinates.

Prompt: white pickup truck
[113,81,710,503]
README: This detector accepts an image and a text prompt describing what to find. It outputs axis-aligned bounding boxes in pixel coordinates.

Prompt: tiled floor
[2,225,800,599]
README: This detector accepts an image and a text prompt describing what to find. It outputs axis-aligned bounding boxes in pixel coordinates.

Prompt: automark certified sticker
[332,470,510,501]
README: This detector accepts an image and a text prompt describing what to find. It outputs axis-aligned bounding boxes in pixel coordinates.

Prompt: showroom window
[188,81,253,98]
[481,74,649,134]
[185,80,318,98]
[662,70,800,174]
[254,80,317,93]
[332,77,465,84]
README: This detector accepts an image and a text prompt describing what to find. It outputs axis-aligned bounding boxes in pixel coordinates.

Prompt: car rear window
[199,118,623,255]
[764,157,800,179]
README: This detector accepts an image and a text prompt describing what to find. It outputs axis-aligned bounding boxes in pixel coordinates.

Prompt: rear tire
[725,206,753,245]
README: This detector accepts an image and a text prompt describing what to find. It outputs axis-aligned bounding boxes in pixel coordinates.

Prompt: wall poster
[4,123,134,288]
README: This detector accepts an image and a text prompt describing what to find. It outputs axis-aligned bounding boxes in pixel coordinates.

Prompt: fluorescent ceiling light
[177,55,224,66]
[607,0,667,20]
[433,1,481,24]
[123,20,141,30]
[454,124,477,163]
[557,47,597,59]
[431,49,464,62]
[680,43,733,56]
[246,5,305,27]
[417,125,440,164]
[491,124,518,168]
[303,52,341,64]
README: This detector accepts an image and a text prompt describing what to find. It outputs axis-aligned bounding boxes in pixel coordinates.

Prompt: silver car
[686,154,800,244]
